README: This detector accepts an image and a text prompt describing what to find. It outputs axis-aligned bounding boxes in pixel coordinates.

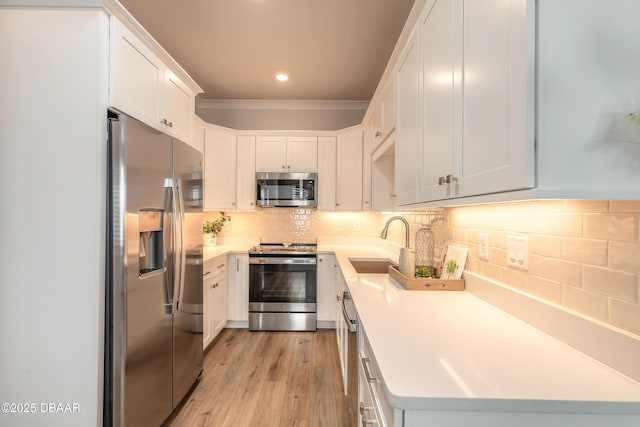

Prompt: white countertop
[329,245,640,415]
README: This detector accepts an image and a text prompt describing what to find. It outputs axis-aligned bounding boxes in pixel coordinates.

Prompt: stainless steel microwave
[256,172,317,207]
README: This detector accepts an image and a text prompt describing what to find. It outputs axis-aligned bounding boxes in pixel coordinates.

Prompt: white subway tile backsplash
[583,213,638,242]
[446,200,640,336]
[208,199,640,336]
[583,265,638,303]
[609,241,640,273]
[562,237,608,266]
[541,258,582,287]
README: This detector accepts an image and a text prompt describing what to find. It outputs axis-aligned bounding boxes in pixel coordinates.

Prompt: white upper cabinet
[236,136,257,210]
[394,28,420,206]
[336,127,363,211]
[192,115,205,153]
[370,82,396,151]
[386,0,640,205]
[317,136,337,211]
[204,126,237,210]
[110,17,162,127]
[255,136,318,172]
[109,16,196,144]
[381,82,396,139]
[286,136,318,172]
[456,0,534,198]
[162,70,195,144]
[417,0,458,202]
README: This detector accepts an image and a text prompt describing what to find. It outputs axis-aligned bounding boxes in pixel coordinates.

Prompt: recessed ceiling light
[275,72,289,82]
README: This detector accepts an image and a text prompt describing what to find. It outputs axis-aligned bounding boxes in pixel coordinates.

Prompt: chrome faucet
[380,216,410,248]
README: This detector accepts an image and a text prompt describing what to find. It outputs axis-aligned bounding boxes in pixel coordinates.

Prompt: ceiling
[119,0,415,101]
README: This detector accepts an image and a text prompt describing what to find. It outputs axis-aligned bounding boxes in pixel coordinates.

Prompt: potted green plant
[203,212,231,246]
[415,266,432,278]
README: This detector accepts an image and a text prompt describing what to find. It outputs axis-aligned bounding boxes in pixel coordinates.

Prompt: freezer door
[111,115,174,427]
[172,139,204,407]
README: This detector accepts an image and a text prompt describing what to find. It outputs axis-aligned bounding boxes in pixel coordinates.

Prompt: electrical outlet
[353,222,361,232]
[479,232,489,260]
[507,235,529,270]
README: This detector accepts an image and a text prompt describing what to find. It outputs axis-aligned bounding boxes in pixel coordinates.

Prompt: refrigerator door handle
[163,178,176,314]
[173,177,186,312]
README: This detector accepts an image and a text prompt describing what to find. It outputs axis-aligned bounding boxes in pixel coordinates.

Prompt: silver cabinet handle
[439,174,457,185]
[203,271,211,277]
[217,264,226,269]
[161,118,173,128]
[375,130,383,137]
[361,357,377,383]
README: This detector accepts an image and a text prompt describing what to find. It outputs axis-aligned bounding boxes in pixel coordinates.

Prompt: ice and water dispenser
[138,209,164,275]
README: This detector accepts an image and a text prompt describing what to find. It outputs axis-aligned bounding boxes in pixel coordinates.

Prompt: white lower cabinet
[335,265,348,392]
[358,326,398,427]
[203,255,228,350]
[317,254,337,326]
[227,253,249,325]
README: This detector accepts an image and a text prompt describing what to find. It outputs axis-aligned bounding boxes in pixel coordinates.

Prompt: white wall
[0,9,108,427]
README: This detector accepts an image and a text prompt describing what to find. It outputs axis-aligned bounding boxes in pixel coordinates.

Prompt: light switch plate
[479,232,489,260]
[507,235,529,270]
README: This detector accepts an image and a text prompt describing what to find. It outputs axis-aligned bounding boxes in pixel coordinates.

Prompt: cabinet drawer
[360,330,394,426]
[203,258,215,277]
[213,255,227,274]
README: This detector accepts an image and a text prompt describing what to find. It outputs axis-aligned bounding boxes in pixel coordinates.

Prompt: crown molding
[197,98,369,111]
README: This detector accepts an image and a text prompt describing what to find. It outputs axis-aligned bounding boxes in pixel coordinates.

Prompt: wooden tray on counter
[388,265,465,291]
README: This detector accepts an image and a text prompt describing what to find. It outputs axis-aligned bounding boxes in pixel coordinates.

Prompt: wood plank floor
[163,328,354,427]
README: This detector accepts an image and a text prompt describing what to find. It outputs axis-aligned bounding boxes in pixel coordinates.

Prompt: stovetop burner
[249,242,317,255]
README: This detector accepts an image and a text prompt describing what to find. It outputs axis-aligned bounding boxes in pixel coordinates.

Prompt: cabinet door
[192,116,205,153]
[370,101,384,145]
[418,0,459,202]
[335,268,346,378]
[362,127,374,211]
[395,28,420,206]
[457,0,534,197]
[236,136,256,210]
[228,253,249,322]
[109,16,162,129]
[255,136,287,172]
[162,71,194,144]
[381,82,396,138]
[317,136,337,211]
[287,136,318,172]
[211,259,228,339]
[202,260,214,349]
[204,126,236,210]
[336,128,363,211]
[317,254,337,323]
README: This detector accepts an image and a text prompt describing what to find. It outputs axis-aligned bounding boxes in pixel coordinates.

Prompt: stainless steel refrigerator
[104,112,203,427]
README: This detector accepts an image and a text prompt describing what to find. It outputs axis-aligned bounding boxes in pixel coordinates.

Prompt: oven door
[249,256,316,311]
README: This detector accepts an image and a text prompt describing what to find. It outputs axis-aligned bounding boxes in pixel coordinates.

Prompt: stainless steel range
[248,242,317,331]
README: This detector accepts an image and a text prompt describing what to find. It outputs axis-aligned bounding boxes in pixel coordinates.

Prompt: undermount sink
[349,258,397,274]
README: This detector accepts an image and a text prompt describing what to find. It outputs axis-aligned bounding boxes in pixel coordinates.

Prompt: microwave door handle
[173,178,186,312]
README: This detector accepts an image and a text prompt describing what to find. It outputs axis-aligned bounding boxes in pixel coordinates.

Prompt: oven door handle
[249,257,317,265]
